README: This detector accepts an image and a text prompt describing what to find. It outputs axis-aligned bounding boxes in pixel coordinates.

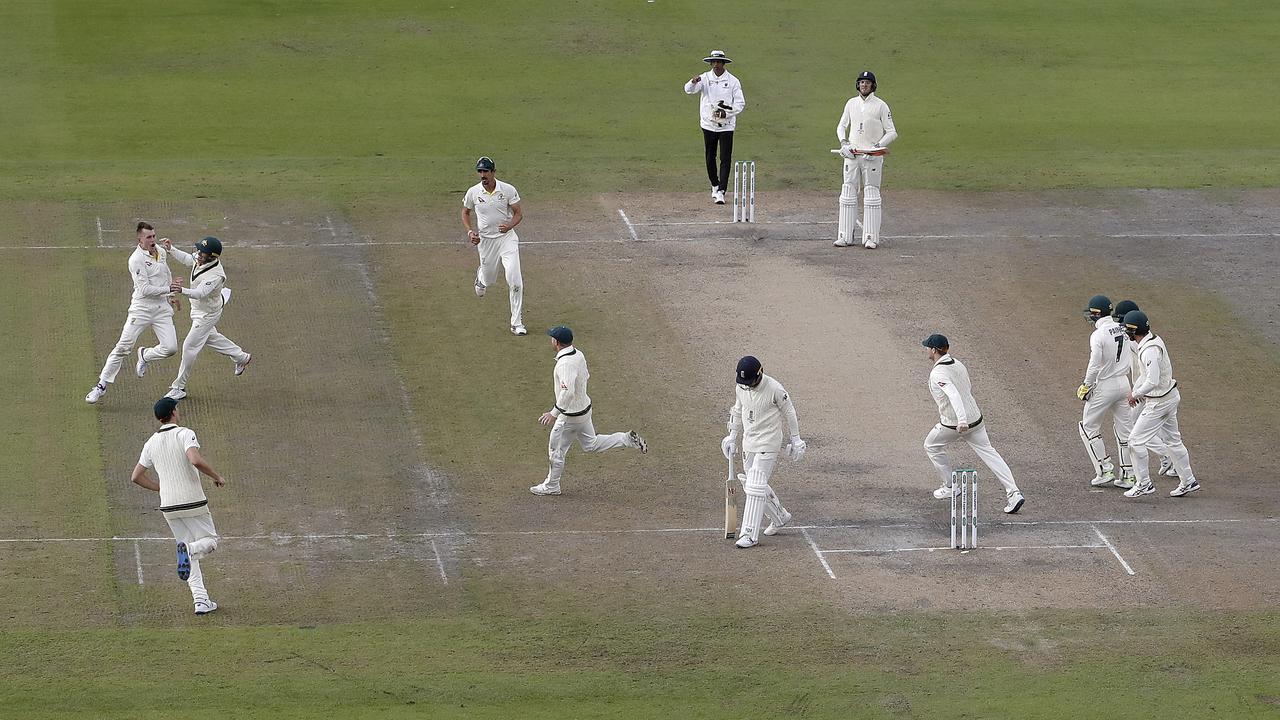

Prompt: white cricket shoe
[234,353,252,376]
[1113,473,1136,489]
[1123,480,1155,498]
[1169,479,1201,497]
[628,431,648,454]
[863,239,879,249]
[85,382,107,404]
[135,348,149,377]
[763,509,792,536]
[165,388,187,400]
[710,186,718,200]
[530,482,561,496]
[734,535,758,548]
[194,600,218,616]
[714,189,726,205]
[511,324,527,336]
[474,279,486,297]
[1090,470,1117,487]
[1003,491,1025,514]
[833,238,856,247]
[1159,458,1179,477]
[933,484,960,500]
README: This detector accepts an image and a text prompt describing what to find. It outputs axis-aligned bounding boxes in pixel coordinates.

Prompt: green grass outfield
[3,1,1280,717]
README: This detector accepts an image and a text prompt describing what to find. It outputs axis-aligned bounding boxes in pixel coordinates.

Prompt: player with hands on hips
[462,156,526,335]
[834,71,896,249]
[921,334,1025,514]
[721,356,803,548]
[1076,295,1137,489]
[1120,311,1200,498]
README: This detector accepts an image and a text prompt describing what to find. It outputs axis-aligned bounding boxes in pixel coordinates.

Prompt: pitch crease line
[616,208,639,241]
[134,540,144,584]
[430,539,449,585]
[1092,525,1136,576]
[800,528,836,580]
[820,544,1106,554]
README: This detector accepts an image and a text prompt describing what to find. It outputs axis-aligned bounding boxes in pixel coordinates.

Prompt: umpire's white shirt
[551,346,591,417]
[731,374,799,453]
[928,354,982,428]
[180,260,228,324]
[684,70,746,132]
[463,180,521,241]
[1084,316,1131,387]
[837,93,897,149]
[127,246,194,316]
[138,424,207,516]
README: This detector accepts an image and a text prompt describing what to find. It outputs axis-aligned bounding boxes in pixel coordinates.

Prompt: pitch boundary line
[819,543,1106,554]
[801,528,836,579]
[1092,525,1136,575]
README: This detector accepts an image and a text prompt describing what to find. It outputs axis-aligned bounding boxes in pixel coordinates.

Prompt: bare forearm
[131,466,160,492]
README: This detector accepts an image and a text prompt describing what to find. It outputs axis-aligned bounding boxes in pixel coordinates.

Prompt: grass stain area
[1,604,1277,719]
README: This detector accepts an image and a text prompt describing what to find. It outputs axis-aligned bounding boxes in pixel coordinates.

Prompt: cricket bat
[724,455,738,540]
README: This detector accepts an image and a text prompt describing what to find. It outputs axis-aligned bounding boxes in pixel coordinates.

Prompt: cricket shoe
[1169,479,1201,497]
[529,482,561,496]
[1123,480,1155,498]
[734,535,758,549]
[176,542,191,581]
[1159,458,1179,477]
[85,382,108,404]
[763,509,792,536]
[1003,491,1026,514]
[234,353,252,376]
[194,600,218,616]
[474,279,486,298]
[833,238,855,247]
[1090,470,1117,487]
[863,239,879,249]
[629,430,648,454]
[165,388,187,400]
[933,484,960,500]
[1113,474,1136,489]
[135,348,149,377]
[714,189,726,205]
[511,324,527,336]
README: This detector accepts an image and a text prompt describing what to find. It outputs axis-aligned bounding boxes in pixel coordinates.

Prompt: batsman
[721,356,804,548]
[834,70,897,249]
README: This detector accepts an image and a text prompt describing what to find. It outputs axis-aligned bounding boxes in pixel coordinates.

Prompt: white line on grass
[800,528,836,580]
[1092,525,1136,576]
[616,208,639,241]
[430,539,448,585]
[134,540,144,584]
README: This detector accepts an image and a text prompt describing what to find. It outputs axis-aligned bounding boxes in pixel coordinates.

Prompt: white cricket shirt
[836,93,897,149]
[138,424,207,514]
[684,70,746,132]
[1132,335,1177,399]
[463,180,521,240]
[551,346,591,417]
[126,245,194,315]
[730,374,800,453]
[1083,316,1131,387]
[928,354,982,428]
[181,260,228,324]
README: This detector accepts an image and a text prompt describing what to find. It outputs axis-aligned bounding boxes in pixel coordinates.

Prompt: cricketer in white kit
[85,222,194,405]
[1077,295,1137,488]
[1120,310,1200,498]
[921,334,1025,514]
[530,326,648,496]
[131,397,226,615]
[164,236,252,400]
[462,156,526,335]
[835,70,897,249]
[1113,299,1177,482]
[720,356,804,548]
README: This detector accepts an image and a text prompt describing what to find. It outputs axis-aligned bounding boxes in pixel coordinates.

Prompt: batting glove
[1076,384,1092,401]
[787,435,806,462]
[721,435,738,460]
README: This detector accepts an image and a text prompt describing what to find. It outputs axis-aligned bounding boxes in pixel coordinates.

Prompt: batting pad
[862,185,882,246]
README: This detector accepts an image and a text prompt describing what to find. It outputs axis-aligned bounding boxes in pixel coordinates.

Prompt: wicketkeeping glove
[721,435,738,460]
[787,435,807,462]
[1076,384,1092,401]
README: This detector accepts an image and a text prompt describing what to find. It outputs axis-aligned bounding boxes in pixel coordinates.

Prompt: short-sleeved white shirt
[138,424,206,512]
[462,180,521,240]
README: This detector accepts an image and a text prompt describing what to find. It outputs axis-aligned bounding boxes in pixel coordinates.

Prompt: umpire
[683,50,746,205]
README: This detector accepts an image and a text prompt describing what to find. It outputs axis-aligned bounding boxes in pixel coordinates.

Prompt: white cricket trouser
[543,410,633,489]
[1129,389,1195,485]
[476,231,524,328]
[1079,376,1133,475]
[98,308,178,383]
[164,509,218,605]
[924,422,1020,496]
[738,451,787,543]
[170,320,249,392]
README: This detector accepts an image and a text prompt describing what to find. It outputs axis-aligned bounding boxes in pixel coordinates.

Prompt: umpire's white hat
[702,50,732,63]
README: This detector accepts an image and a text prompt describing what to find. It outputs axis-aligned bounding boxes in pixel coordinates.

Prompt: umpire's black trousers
[703,129,734,192]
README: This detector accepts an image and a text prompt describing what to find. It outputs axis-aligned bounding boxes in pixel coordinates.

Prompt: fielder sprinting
[1076,295,1136,489]
[720,356,804,548]
[1121,310,1201,498]
[921,334,1026,514]
[85,222,194,405]
[462,156,526,336]
[530,326,648,496]
[130,397,226,615]
[834,71,897,249]
[164,236,252,400]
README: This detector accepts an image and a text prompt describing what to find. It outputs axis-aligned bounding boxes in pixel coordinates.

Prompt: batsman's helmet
[476,156,496,171]
[1112,299,1140,324]
[736,356,763,388]
[194,236,222,258]
[1085,294,1112,322]
[1122,310,1149,338]
[856,70,877,91]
